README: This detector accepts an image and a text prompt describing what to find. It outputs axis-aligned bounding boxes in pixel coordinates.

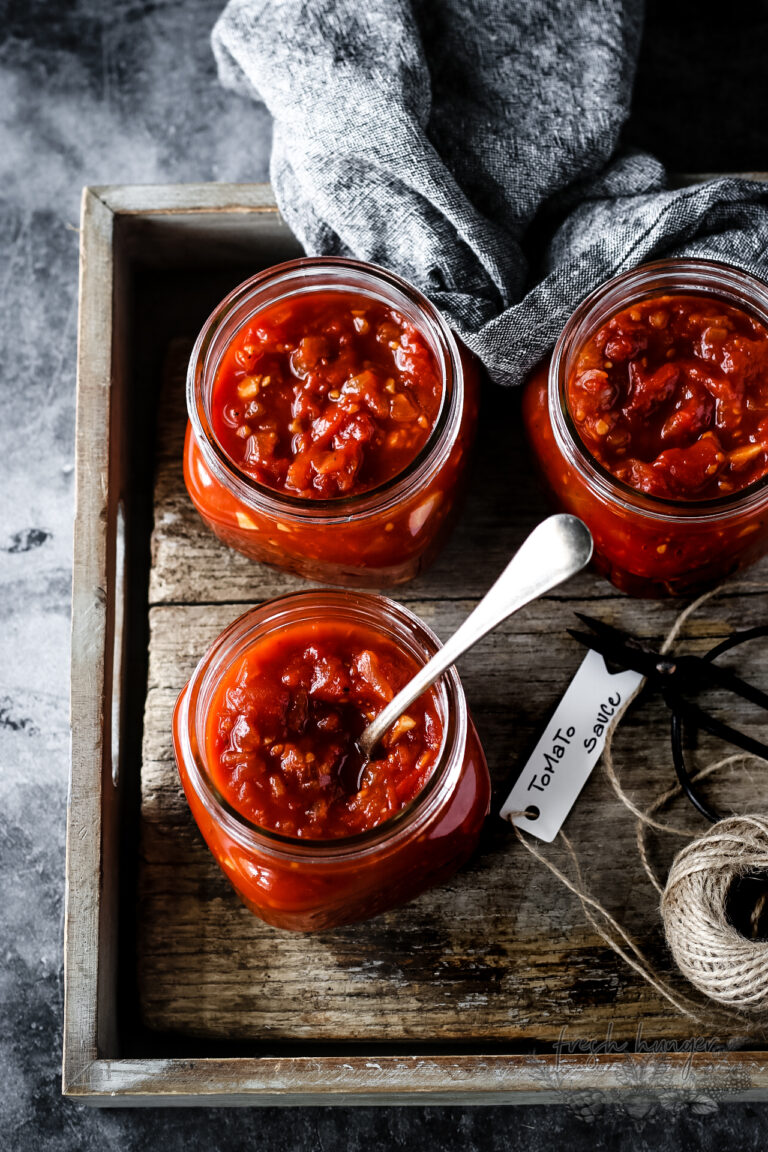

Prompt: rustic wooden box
[64,182,768,1106]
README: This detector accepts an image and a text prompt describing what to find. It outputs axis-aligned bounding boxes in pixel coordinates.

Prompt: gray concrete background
[2,1,768,1147]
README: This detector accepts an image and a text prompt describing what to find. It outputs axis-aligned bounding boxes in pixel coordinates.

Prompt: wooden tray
[64,182,768,1105]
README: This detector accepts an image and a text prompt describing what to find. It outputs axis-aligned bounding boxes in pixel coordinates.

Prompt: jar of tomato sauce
[523,259,768,596]
[172,590,490,931]
[185,257,479,587]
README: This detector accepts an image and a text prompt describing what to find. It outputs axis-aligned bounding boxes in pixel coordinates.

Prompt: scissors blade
[572,613,768,712]
[573,612,633,641]
[573,611,663,658]
[567,627,657,678]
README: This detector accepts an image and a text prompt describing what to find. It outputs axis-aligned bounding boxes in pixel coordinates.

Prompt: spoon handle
[358,514,593,757]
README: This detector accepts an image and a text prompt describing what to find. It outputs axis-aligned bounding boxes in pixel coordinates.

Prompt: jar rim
[548,257,768,523]
[186,256,465,522]
[174,589,468,861]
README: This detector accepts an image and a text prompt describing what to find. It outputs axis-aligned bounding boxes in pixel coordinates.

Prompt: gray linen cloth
[212,0,768,386]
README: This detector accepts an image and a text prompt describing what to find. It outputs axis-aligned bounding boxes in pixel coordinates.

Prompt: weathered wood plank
[67,1049,768,1108]
[65,188,120,1093]
[94,183,283,215]
[139,341,768,1042]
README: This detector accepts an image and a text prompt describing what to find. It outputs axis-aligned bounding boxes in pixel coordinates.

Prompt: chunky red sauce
[210,290,443,499]
[205,620,443,839]
[569,294,768,500]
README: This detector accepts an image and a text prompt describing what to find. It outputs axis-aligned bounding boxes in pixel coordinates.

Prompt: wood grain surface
[138,339,768,1045]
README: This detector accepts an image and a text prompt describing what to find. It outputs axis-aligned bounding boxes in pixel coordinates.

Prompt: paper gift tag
[500,649,644,842]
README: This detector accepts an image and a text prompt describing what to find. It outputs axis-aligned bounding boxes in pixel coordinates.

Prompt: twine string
[509,820,707,1021]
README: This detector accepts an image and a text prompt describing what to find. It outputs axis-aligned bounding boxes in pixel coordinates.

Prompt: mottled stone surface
[1,0,768,1146]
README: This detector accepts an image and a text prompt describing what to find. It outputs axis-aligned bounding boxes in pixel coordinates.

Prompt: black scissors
[568,613,768,823]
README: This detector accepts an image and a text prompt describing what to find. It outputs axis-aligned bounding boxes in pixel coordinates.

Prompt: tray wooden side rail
[65,182,768,1106]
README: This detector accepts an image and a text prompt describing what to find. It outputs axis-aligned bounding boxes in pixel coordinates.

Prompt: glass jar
[523,258,768,597]
[184,257,479,587]
[172,589,490,932]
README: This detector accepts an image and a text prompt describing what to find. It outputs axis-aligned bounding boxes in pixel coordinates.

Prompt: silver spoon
[357,513,593,760]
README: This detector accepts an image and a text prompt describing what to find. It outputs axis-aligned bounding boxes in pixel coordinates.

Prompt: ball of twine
[661,814,768,1014]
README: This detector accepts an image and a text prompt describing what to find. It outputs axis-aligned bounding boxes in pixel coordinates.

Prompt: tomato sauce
[210,290,443,499]
[205,618,443,840]
[568,294,768,500]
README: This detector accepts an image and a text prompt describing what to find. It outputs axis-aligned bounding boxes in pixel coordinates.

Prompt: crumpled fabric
[212,0,768,386]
